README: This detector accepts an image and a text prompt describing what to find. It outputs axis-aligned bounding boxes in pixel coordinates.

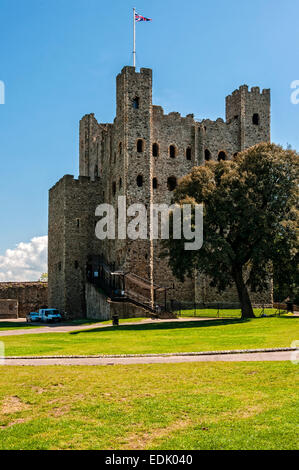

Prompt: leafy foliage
[164,143,299,318]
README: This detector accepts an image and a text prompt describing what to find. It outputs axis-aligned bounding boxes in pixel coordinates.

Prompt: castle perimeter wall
[0,282,48,317]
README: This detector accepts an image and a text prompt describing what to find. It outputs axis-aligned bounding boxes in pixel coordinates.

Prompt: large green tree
[164,143,299,319]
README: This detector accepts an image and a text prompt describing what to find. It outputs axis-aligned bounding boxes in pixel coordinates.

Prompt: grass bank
[0,362,297,450]
[1,317,297,357]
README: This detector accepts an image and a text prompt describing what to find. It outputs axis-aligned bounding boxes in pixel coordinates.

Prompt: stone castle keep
[48,66,272,318]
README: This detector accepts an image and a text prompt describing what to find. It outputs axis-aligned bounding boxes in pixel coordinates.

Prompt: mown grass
[0,362,297,450]
[178,308,284,319]
[0,319,102,332]
[0,322,41,332]
[1,317,298,357]
[100,317,148,325]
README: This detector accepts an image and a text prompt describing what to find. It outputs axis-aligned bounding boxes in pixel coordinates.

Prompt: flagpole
[133,7,136,67]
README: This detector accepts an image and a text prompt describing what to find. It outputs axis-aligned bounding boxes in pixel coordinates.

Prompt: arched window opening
[137,175,143,187]
[112,181,116,196]
[252,113,260,125]
[167,176,177,191]
[205,149,211,161]
[133,97,140,109]
[218,151,227,162]
[152,177,158,189]
[137,139,144,153]
[169,145,176,158]
[186,147,192,160]
[152,143,159,157]
[94,164,98,177]
[119,142,122,155]
[119,177,122,189]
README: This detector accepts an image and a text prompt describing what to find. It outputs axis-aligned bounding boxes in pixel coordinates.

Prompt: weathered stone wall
[0,299,18,319]
[0,283,48,317]
[48,175,103,317]
[86,283,151,320]
[226,85,270,151]
[85,283,111,320]
[194,275,273,306]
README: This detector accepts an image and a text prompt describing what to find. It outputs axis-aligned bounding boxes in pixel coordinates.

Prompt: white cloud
[0,236,48,282]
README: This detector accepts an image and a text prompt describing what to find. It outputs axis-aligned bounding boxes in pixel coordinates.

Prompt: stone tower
[48,66,272,318]
[226,85,271,151]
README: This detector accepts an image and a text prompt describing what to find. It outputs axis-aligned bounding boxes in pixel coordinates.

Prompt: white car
[39,309,62,323]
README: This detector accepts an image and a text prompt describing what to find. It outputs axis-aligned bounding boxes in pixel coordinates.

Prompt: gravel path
[2,350,295,366]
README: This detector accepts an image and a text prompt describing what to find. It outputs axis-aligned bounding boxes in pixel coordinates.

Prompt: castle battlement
[227,84,270,101]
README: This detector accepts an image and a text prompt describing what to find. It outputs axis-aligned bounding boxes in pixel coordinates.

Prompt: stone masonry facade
[0,282,48,318]
[48,66,272,318]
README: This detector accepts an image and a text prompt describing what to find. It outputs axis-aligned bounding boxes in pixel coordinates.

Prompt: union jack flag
[135,13,152,22]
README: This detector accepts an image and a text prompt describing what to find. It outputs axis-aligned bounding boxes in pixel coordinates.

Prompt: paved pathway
[2,350,295,366]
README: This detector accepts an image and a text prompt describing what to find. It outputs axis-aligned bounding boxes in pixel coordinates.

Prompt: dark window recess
[58,262,62,272]
[137,139,144,153]
[186,147,192,160]
[152,143,159,157]
[205,149,211,161]
[218,151,227,162]
[76,218,80,228]
[152,177,158,189]
[233,152,238,158]
[119,142,122,155]
[112,182,116,196]
[167,176,177,191]
[137,175,143,187]
[119,177,122,189]
[133,97,140,109]
[74,261,79,270]
[169,145,176,158]
[218,152,226,162]
[252,113,260,125]
[94,165,98,178]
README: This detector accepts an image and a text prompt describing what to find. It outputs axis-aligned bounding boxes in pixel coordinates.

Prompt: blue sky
[0,0,298,279]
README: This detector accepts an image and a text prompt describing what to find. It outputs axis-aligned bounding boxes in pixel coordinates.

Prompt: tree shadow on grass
[70,318,251,335]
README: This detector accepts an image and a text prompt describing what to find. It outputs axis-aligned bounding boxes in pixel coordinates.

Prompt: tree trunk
[232,266,255,319]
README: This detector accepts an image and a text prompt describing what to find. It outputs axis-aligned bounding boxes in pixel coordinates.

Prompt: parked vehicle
[26,312,41,323]
[39,309,62,323]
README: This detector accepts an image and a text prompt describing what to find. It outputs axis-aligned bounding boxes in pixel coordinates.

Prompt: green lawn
[1,317,298,357]
[0,319,101,332]
[100,317,149,325]
[178,308,286,319]
[0,362,297,450]
[0,322,41,332]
